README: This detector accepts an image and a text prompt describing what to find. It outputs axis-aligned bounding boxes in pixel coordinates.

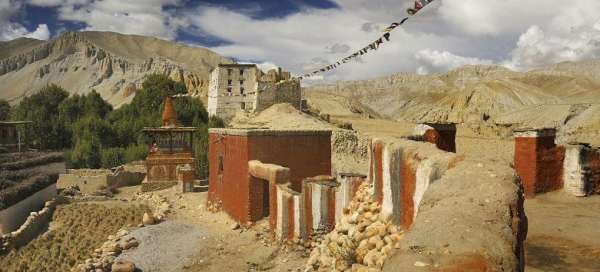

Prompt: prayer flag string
[295,0,435,81]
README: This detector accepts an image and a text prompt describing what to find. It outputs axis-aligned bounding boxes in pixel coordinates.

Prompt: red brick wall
[209,132,331,223]
[248,134,331,192]
[208,134,251,222]
[514,137,538,197]
[514,135,565,198]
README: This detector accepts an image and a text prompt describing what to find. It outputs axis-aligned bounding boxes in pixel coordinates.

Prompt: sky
[1,0,600,81]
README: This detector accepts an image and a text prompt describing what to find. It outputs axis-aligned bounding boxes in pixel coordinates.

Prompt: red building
[208,128,331,223]
[513,128,565,197]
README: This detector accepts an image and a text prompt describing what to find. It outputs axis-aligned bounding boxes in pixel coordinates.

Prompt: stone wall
[0,199,56,254]
[0,184,56,235]
[255,80,302,112]
[57,167,145,194]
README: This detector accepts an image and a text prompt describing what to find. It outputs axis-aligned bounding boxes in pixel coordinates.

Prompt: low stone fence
[58,167,145,194]
[1,199,57,254]
[0,183,57,234]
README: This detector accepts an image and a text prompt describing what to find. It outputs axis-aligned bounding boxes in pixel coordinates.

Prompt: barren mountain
[0,31,230,107]
[304,61,600,145]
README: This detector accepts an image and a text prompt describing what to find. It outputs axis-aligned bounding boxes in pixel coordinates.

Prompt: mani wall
[246,133,525,271]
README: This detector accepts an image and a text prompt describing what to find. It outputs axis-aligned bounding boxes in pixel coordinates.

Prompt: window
[240,87,245,95]
[227,80,232,86]
[240,102,246,110]
[239,80,244,85]
[218,154,224,174]
[227,69,232,76]
[227,87,232,93]
[240,69,244,76]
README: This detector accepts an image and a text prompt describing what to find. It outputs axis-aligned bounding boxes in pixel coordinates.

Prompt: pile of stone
[305,183,403,272]
[131,192,171,221]
[72,229,138,272]
[207,199,223,213]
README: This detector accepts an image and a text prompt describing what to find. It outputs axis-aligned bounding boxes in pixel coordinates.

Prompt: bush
[124,144,148,163]
[100,147,125,169]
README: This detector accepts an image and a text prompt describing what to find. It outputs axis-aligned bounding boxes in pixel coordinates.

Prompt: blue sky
[2,0,600,81]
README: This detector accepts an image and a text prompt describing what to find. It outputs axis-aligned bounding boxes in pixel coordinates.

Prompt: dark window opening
[218,154,224,173]
[240,87,245,95]
[227,69,232,76]
[240,102,246,110]
[240,69,244,76]
[227,80,232,86]
[227,87,232,93]
[262,181,269,218]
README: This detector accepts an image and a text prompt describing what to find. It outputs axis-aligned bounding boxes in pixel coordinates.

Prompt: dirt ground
[114,186,308,272]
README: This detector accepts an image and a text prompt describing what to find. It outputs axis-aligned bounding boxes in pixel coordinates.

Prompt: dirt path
[524,192,600,272]
[114,186,307,272]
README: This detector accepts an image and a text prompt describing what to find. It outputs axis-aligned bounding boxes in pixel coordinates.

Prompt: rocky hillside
[0,31,230,107]
[305,61,600,125]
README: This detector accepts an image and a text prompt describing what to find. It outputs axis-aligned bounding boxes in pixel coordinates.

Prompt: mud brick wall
[368,138,458,229]
[382,144,527,272]
[208,129,331,224]
[589,150,600,194]
[514,130,565,198]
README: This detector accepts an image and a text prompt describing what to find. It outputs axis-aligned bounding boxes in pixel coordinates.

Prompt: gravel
[116,221,207,272]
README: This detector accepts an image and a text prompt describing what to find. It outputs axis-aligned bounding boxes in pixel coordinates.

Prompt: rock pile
[305,183,403,272]
[73,229,138,272]
[131,192,171,221]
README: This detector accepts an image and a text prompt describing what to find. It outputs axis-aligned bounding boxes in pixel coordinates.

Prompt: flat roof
[209,128,332,136]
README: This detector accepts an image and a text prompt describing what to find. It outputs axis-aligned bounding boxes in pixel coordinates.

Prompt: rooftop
[209,128,332,136]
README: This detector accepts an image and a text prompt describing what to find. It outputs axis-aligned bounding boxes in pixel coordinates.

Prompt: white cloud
[0,0,51,41]
[415,49,493,74]
[9,0,600,80]
[25,24,50,40]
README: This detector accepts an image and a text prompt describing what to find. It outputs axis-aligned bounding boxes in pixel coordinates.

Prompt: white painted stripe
[311,183,321,230]
[382,145,394,219]
[563,146,587,197]
[414,159,437,220]
[276,188,284,238]
[293,195,301,237]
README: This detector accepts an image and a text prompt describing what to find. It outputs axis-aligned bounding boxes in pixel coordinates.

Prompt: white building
[207,64,301,121]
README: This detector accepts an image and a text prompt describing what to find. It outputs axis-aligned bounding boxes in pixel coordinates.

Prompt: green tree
[70,137,101,169]
[0,100,10,120]
[12,84,69,150]
[100,148,125,169]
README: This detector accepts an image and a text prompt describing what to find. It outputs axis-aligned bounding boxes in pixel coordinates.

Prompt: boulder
[142,212,156,225]
[111,260,136,272]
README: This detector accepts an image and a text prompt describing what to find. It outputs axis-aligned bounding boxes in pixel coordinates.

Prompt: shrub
[124,144,148,163]
[100,147,125,169]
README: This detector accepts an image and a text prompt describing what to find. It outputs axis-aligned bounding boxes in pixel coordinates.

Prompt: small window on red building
[218,154,224,174]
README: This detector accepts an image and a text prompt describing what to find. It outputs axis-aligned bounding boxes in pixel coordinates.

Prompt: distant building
[207,64,301,121]
[0,121,32,152]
